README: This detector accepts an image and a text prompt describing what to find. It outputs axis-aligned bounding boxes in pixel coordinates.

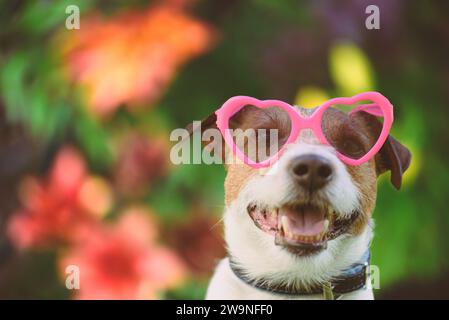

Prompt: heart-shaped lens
[229,105,292,163]
[321,100,385,160]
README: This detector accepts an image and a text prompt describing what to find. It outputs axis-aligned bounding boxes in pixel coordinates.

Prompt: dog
[186,97,411,300]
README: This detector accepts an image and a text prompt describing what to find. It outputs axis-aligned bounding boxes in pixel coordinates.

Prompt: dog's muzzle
[247,202,360,256]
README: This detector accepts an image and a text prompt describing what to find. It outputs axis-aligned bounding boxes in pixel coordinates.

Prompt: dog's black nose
[290,154,333,191]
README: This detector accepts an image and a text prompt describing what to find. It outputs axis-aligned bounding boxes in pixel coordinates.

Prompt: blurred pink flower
[59,207,186,299]
[114,135,169,196]
[61,4,215,118]
[7,147,112,249]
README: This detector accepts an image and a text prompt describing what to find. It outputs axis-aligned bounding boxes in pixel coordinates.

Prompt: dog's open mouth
[247,203,358,256]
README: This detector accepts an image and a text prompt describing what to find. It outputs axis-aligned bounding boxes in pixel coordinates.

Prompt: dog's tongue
[279,205,325,236]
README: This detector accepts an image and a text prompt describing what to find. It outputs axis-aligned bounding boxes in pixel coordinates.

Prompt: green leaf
[0,53,29,121]
[163,279,208,300]
[20,0,92,35]
[74,108,113,169]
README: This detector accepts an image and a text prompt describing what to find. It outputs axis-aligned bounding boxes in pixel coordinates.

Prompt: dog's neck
[228,249,370,299]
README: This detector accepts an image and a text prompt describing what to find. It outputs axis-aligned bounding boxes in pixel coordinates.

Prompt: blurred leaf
[0,52,29,121]
[74,108,113,169]
[20,0,92,35]
[250,0,312,25]
[147,163,225,222]
[28,82,71,138]
[163,278,208,300]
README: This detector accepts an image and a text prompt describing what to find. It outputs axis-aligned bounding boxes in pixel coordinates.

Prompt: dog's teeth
[278,223,284,234]
[281,216,289,235]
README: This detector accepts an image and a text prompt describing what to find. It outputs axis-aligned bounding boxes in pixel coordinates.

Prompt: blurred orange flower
[59,207,186,299]
[7,147,112,249]
[61,4,215,118]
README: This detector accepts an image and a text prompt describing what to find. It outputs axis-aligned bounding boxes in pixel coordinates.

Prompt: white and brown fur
[187,105,411,300]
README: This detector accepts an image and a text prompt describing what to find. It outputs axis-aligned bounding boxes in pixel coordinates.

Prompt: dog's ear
[355,111,412,190]
[185,112,228,163]
[185,112,217,138]
[375,135,412,190]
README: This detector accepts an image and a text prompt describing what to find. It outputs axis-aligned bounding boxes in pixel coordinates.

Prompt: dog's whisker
[209,216,225,231]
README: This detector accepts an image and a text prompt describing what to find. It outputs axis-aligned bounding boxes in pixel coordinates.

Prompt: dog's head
[188,103,411,284]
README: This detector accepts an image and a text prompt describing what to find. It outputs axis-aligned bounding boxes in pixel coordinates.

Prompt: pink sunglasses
[215,91,394,168]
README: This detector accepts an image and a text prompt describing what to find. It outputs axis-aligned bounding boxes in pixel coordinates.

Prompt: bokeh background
[0,0,448,299]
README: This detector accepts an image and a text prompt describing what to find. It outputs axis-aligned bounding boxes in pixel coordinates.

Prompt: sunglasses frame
[215,91,394,168]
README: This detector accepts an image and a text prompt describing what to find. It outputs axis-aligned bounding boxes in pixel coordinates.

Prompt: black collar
[229,251,370,298]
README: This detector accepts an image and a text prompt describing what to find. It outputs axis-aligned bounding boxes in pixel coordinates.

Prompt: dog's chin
[247,201,359,257]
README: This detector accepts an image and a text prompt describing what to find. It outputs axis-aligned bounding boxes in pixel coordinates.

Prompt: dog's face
[190,104,411,284]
